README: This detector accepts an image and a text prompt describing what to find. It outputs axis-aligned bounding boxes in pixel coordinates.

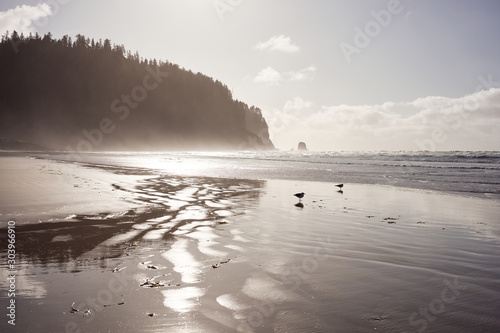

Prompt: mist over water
[43,150,500,199]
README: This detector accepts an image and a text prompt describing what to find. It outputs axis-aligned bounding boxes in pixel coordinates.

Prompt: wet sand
[1,156,500,332]
[0,156,146,223]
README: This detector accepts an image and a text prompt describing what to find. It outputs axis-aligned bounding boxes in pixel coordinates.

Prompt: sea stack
[297,142,308,151]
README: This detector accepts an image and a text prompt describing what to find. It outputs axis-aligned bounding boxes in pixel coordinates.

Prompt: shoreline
[1,154,500,332]
[26,150,500,202]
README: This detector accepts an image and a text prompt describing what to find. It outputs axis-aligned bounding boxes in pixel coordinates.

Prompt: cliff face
[242,107,274,150]
[0,32,274,151]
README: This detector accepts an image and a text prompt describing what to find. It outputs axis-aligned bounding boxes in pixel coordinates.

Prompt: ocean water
[42,150,500,199]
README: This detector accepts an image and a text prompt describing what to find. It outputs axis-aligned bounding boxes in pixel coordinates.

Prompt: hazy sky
[1,0,500,151]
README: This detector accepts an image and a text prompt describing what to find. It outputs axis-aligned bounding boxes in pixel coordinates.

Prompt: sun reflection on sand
[162,238,203,284]
[161,286,206,313]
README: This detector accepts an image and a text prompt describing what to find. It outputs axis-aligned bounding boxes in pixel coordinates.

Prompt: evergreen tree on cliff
[0,31,274,151]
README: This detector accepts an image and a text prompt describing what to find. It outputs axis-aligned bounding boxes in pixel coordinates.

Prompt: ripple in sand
[169,187,199,202]
[172,206,207,222]
[215,210,233,217]
[231,229,251,243]
[204,200,226,208]
[169,195,197,202]
[147,215,172,223]
[242,273,300,303]
[101,230,142,246]
[136,193,159,200]
[161,286,205,313]
[132,222,156,230]
[224,244,245,252]
[162,238,203,283]
[216,294,249,316]
[142,222,177,240]
[162,198,188,210]
[177,221,213,231]
[186,227,229,257]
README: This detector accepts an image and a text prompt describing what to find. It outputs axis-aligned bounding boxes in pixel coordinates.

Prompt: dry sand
[1,156,499,333]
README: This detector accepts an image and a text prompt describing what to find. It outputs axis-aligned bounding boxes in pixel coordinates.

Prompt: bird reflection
[295,202,304,209]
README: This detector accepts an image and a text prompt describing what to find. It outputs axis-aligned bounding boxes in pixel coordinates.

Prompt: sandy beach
[0,156,146,223]
[1,155,500,332]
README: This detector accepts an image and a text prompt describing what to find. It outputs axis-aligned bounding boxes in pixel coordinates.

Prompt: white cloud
[253,66,283,85]
[254,66,316,86]
[287,66,316,81]
[0,4,52,35]
[263,88,500,151]
[255,35,300,53]
[283,97,313,113]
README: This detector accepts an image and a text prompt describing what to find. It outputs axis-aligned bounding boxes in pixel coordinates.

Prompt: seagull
[335,184,344,189]
[294,192,305,200]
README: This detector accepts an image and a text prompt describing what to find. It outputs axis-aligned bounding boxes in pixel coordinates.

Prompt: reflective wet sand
[1,157,499,332]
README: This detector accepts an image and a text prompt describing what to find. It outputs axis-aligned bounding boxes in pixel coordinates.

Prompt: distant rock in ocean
[297,142,308,151]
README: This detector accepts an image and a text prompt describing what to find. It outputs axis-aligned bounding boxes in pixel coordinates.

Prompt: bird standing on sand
[294,192,305,200]
[335,184,344,189]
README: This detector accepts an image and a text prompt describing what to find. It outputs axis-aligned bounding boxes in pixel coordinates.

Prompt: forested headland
[0,31,274,151]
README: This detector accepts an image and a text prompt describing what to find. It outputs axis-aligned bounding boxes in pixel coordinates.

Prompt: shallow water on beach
[39,150,500,199]
[1,158,500,332]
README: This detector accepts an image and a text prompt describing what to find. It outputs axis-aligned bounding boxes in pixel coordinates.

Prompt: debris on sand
[140,279,165,288]
[69,302,79,313]
[212,259,231,268]
[104,302,126,307]
[112,266,126,273]
[383,217,398,224]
